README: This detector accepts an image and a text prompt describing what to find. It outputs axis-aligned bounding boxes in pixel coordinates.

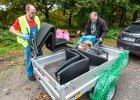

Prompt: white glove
[19,34,30,40]
[99,38,102,42]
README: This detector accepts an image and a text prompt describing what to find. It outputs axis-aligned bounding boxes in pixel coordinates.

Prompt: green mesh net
[89,51,129,100]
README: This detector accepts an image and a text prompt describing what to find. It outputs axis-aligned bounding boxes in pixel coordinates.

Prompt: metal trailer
[31,45,128,100]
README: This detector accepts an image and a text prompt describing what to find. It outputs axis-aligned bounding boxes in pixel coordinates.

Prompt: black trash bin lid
[36,22,56,50]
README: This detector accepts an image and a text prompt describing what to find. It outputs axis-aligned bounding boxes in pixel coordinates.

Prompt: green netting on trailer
[89,51,129,100]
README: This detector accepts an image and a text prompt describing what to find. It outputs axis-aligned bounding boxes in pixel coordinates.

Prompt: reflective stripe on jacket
[17,15,40,47]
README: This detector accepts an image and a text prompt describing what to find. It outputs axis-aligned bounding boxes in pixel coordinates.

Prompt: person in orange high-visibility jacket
[9,4,43,81]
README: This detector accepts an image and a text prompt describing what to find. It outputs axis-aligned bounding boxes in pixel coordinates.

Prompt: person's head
[90,11,98,22]
[25,4,36,20]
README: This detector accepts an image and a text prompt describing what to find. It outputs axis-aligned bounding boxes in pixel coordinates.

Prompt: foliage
[56,0,79,27]
[0,23,9,30]
[0,28,17,46]
[0,0,58,24]
[49,10,68,28]
[0,28,21,55]
[0,0,139,35]
[106,28,121,39]
[0,0,140,29]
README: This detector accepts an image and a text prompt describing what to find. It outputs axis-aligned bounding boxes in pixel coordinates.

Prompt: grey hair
[90,11,98,17]
[25,4,34,11]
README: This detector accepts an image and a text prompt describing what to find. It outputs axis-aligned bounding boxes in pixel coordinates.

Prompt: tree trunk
[42,1,54,22]
[68,12,72,28]
[109,7,117,26]
[45,9,49,21]
[132,10,138,22]
[119,7,126,27]
[122,10,126,27]
[68,9,74,28]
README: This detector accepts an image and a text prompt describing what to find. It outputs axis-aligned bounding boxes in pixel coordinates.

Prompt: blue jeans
[24,46,43,76]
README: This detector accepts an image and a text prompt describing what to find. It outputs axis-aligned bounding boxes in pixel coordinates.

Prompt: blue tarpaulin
[76,35,96,48]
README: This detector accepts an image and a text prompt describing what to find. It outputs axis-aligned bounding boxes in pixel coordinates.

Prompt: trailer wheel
[106,86,116,100]
[93,85,116,100]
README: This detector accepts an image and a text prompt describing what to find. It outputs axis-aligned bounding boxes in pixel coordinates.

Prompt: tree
[57,0,79,28]
[0,0,57,24]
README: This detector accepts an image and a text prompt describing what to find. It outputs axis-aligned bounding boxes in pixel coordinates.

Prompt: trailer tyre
[93,85,116,100]
[106,86,116,100]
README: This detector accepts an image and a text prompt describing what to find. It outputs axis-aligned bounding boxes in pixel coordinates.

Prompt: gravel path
[113,54,140,100]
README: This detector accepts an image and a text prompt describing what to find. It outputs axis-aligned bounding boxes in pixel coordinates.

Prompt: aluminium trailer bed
[31,46,128,100]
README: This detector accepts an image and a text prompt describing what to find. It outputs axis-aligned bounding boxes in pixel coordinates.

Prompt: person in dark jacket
[85,11,108,43]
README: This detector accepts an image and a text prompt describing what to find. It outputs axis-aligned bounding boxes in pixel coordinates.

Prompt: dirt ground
[0,47,140,100]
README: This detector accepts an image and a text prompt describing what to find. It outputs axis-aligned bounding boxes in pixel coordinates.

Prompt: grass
[0,43,21,56]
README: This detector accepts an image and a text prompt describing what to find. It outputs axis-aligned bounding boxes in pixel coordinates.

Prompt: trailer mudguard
[36,22,68,51]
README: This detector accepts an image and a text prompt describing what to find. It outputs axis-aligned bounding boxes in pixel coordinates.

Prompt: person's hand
[99,37,102,42]
[19,34,30,40]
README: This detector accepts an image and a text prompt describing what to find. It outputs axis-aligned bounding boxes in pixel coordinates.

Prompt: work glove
[99,37,102,43]
[19,34,30,40]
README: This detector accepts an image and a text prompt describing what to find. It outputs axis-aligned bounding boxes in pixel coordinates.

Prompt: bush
[0,28,20,55]
[106,28,121,39]
[0,24,9,30]
[0,28,17,47]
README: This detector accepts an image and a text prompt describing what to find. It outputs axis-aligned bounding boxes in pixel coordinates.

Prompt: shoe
[28,75,36,81]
